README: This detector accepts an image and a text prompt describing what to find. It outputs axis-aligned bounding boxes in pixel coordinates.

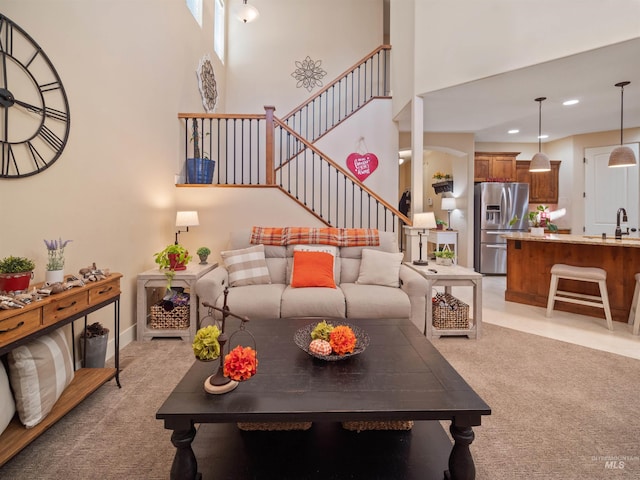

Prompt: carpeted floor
[1,323,639,479]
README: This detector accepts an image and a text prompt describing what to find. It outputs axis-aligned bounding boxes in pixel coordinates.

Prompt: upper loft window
[214,0,225,63]
[186,0,203,27]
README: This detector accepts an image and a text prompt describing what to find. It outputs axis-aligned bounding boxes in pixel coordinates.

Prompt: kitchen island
[504,232,640,323]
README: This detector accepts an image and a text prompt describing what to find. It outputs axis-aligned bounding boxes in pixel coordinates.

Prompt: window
[214,0,225,63]
[186,0,203,27]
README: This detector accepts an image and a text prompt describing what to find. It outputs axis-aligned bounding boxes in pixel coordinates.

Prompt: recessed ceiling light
[508,129,519,134]
[398,157,404,165]
[538,134,549,139]
[563,99,579,106]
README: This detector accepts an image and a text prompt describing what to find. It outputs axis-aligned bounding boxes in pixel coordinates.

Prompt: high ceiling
[396,37,640,145]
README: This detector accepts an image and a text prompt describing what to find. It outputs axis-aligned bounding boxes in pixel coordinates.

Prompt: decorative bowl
[294,322,369,361]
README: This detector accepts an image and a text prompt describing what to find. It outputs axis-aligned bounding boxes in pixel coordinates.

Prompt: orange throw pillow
[291,251,336,288]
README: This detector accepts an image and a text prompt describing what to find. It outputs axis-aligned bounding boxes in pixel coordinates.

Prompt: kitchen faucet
[615,207,629,239]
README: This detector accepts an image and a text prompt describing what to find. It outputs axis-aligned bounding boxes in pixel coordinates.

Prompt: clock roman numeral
[0,18,13,56]
[38,124,64,151]
[27,141,48,172]
[40,81,61,93]
[1,143,17,176]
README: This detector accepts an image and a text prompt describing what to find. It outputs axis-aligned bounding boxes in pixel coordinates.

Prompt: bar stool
[546,264,613,331]
[627,273,640,335]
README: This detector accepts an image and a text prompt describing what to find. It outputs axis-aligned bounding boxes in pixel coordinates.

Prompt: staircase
[178,45,409,233]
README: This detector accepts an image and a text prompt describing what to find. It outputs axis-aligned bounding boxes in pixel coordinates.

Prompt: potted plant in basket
[433,249,456,266]
[0,256,35,293]
[186,118,215,184]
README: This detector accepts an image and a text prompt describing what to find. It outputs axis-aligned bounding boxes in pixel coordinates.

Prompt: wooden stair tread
[0,367,116,466]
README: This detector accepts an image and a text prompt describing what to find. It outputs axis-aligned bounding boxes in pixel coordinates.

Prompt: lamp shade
[235,1,259,23]
[608,146,637,167]
[530,152,551,172]
[441,197,456,211]
[176,211,200,227]
[413,212,437,229]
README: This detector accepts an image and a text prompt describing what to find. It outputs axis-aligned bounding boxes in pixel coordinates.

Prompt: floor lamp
[441,197,456,231]
[412,212,437,265]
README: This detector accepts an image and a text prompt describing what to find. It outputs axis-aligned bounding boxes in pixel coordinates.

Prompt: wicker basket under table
[432,293,469,330]
[149,304,190,329]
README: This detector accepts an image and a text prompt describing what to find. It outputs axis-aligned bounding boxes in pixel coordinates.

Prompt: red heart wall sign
[346,152,379,182]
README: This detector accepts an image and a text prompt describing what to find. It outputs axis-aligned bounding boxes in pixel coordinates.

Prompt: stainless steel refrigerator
[474,182,529,274]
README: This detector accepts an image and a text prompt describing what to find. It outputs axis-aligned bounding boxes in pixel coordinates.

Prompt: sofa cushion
[281,286,346,318]
[291,251,336,288]
[221,244,271,287]
[341,283,411,319]
[0,361,16,435]
[7,328,74,428]
[215,284,286,320]
[356,249,403,288]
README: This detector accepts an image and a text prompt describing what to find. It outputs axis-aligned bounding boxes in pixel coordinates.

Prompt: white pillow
[356,249,403,288]
[221,244,271,287]
[8,328,75,428]
[0,361,16,435]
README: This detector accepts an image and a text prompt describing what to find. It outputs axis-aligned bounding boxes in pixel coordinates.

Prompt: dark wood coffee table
[156,318,491,480]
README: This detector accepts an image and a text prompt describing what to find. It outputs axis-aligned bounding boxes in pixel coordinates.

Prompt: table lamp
[175,211,199,244]
[441,197,456,231]
[412,212,437,265]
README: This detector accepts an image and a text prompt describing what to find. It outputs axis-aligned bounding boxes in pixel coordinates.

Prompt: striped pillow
[221,244,272,287]
[0,361,16,435]
[7,328,74,428]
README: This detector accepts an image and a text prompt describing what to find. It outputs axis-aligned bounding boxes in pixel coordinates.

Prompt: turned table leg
[170,425,201,480]
[444,423,476,480]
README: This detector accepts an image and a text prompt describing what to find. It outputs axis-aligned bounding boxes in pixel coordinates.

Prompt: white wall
[225,0,383,116]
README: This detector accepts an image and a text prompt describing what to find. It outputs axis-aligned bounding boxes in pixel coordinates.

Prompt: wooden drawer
[43,290,89,326]
[88,278,121,306]
[0,309,42,349]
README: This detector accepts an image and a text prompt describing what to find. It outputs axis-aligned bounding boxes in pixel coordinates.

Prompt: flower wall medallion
[346,152,379,182]
[291,56,327,92]
[197,54,218,113]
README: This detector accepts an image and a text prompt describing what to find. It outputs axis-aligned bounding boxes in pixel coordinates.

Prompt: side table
[136,262,217,342]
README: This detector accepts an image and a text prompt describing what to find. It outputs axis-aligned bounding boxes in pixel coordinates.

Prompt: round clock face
[0,14,70,178]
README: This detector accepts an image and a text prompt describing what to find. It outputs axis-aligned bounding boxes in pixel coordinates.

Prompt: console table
[0,273,122,466]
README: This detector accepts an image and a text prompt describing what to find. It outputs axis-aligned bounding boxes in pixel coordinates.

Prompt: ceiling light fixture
[235,0,259,23]
[608,81,637,168]
[508,129,519,134]
[563,99,579,106]
[529,97,551,172]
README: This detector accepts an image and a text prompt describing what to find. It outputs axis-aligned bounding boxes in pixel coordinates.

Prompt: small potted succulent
[196,247,211,265]
[154,244,192,271]
[0,256,36,293]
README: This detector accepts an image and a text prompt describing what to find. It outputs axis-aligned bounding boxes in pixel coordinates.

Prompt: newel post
[264,105,276,185]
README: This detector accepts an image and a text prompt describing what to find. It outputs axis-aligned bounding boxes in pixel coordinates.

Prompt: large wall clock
[0,14,70,178]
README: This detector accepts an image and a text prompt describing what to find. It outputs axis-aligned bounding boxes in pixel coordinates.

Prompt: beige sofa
[194,229,430,333]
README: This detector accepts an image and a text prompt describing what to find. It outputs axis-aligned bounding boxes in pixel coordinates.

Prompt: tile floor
[452,275,640,360]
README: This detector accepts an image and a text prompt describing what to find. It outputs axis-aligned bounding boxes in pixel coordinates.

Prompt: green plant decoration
[196,247,211,257]
[0,256,36,274]
[192,325,222,360]
[153,244,192,270]
[433,249,456,259]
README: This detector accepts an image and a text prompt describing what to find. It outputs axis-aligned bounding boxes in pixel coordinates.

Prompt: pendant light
[235,0,259,23]
[530,97,551,172]
[608,81,637,168]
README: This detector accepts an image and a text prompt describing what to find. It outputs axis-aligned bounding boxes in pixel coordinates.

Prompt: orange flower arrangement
[329,325,357,355]
[223,345,258,381]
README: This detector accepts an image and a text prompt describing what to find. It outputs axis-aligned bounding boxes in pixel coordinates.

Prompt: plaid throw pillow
[221,244,272,287]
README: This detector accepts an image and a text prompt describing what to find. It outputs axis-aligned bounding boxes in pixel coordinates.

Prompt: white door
[584,144,640,235]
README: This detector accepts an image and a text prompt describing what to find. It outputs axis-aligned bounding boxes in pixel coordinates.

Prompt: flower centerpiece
[44,238,72,283]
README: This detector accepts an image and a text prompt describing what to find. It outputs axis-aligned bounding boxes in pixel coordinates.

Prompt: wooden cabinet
[474,152,518,182]
[515,160,560,204]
